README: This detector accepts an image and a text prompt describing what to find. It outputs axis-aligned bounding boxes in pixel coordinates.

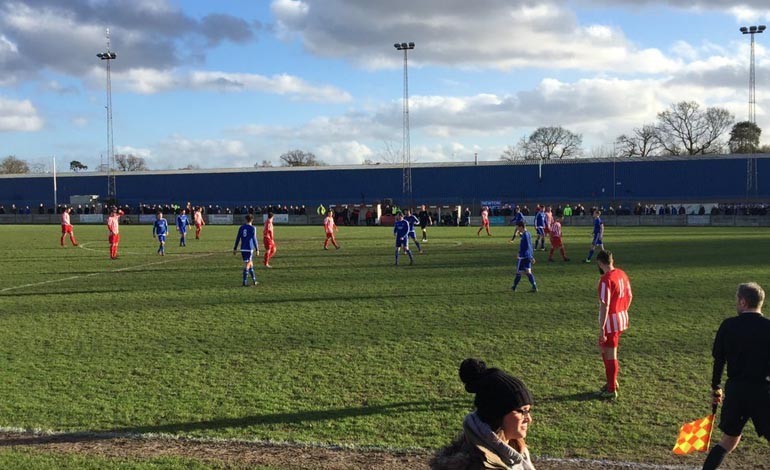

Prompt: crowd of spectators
[1,201,767,219]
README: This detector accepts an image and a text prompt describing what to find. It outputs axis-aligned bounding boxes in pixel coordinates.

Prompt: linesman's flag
[673,413,715,455]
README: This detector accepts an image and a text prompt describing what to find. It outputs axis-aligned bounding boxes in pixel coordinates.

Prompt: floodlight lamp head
[760,25,767,32]
[394,43,400,49]
[740,26,749,33]
[408,42,415,48]
[750,25,758,32]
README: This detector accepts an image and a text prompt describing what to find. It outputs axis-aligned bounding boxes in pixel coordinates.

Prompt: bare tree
[279,150,325,167]
[587,144,615,159]
[374,140,403,164]
[0,156,30,174]
[179,163,201,170]
[500,143,524,162]
[30,163,47,173]
[114,154,149,171]
[255,160,273,168]
[615,124,661,158]
[655,101,733,155]
[515,126,582,160]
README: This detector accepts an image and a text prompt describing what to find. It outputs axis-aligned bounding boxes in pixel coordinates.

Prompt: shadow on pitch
[0,399,468,446]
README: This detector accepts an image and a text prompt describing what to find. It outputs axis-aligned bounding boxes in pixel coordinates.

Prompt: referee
[703,282,770,469]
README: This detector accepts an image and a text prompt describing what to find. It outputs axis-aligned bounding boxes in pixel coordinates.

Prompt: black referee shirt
[711,312,770,389]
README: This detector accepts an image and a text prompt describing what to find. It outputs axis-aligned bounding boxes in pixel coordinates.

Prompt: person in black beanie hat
[430,358,536,470]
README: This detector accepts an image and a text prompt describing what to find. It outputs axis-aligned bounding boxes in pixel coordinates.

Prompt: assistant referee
[703,282,770,469]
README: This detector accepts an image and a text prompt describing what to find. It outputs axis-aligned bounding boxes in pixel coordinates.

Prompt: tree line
[501,101,766,162]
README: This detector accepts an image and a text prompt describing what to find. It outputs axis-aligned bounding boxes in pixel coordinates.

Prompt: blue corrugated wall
[0,156,766,207]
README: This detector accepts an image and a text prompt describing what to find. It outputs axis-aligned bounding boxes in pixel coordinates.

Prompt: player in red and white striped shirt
[60,207,78,247]
[107,207,125,259]
[476,207,492,237]
[596,250,632,399]
[193,207,205,240]
[547,215,569,261]
[323,211,340,250]
[263,212,277,267]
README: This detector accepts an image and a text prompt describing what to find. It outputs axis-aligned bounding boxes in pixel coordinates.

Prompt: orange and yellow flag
[673,413,715,455]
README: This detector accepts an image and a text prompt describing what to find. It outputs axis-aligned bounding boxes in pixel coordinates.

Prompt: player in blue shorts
[534,204,546,251]
[152,211,169,256]
[584,210,605,263]
[393,212,414,266]
[512,221,537,293]
[233,214,260,286]
[404,209,423,253]
[509,206,524,242]
[176,209,191,247]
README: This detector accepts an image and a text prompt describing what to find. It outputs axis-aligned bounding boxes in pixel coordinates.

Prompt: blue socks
[395,248,414,264]
[587,249,595,260]
[527,273,537,288]
[242,268,256,284]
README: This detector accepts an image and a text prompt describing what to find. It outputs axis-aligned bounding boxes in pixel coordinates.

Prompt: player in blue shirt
[233,214,260,286]
[511,221,537,293]
[584,210,605,263]
[152,212,169,256]
[534,205,546,251]
[393,212,414,266]
[176,209,191,247]
[509,206,524,242]
[404,209,423,253]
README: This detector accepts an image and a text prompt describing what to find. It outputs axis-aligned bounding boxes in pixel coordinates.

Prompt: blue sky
[1,0,769,170]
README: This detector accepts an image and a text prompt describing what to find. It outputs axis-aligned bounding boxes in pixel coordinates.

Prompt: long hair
[492,426,527,453]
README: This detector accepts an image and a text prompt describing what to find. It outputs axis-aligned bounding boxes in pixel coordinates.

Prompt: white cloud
[0,96,44,132]
[269,0,681,74]
[72,117,88,128]
[115,145,153,159]
[0,0,259,81]
[188,71,351,102]
[100,68,351,102]
[113,68,180,94]
[0,33,18,57]
[271,0,310,40]
[316,141,373,165]
[154,136,251,168]
[725,6,770,23]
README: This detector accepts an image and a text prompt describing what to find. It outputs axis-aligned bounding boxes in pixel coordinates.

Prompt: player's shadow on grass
[0,399,468,446]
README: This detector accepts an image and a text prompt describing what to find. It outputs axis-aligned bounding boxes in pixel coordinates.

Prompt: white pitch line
[77,241,142,256]
[0,252,215,293]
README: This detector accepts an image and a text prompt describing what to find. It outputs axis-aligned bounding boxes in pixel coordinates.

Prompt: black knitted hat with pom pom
[459,358,533,424]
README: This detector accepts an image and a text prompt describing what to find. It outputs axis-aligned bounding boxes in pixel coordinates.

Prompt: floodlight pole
[394,41,415,207]
[97,28,118,202]
[740,25,765,198]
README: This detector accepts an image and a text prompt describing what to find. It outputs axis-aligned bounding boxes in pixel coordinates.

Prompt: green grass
[0,224,768,467]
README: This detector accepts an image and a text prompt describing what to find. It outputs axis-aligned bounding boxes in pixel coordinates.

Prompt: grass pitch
[0,223,768,467]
